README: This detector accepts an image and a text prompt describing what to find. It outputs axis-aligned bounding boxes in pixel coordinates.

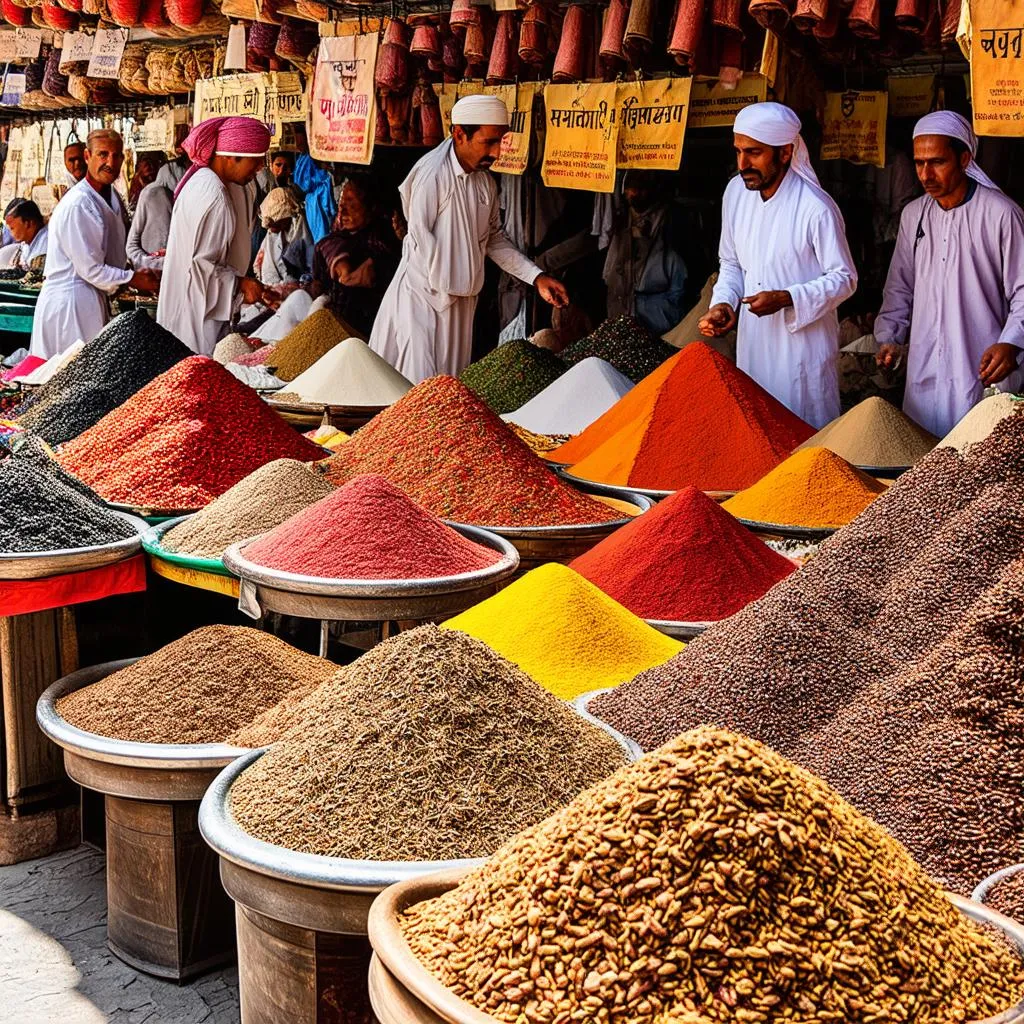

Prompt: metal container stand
[37,662,247,980]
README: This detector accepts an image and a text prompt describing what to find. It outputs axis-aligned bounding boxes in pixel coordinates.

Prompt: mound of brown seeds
[402,727,1024,1024]
[56,626,336,745]
[228,625,629,861]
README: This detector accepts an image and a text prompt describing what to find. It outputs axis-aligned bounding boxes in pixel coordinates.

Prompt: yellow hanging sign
[541,82,619,193]
[887,74,936,118]
[193,72,307,144]
[433,80,485,138]
[970,0,1024,136]
[615,78,692,170]
[308,34,378,165]
[493,82,540,175]
[821,89,887,167]
[688,75,768,128]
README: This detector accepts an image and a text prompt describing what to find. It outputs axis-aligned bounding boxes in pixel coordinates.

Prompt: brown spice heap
[162,459,334,560]
[591,413,1024,903]
[988,870,1024,920]
[402,727,1024,1024]
[57,626,336,745]
[266,309,350,382]
[228,626,628,861]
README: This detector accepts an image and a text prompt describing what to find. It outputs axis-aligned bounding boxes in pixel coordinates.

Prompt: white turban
[260,187,302,227]
[451,94,510,127]
[912,110,1000,191]
[732,101,841,217]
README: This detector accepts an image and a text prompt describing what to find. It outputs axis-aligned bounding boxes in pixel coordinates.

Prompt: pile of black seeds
[458,340,566,415]
[8,433,106,503]
[558,315,675,383]
[14,311,191,445]
[590,413,1024,904]
[0,460,137,552]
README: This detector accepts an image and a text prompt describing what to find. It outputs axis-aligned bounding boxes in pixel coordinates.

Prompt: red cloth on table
[0,555,146,617]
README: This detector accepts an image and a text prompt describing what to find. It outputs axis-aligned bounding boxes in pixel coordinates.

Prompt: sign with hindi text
[688,75,767,128]
[615,78,692,170]
[86,27,127,79]
[308,33,378,164]
[193,72,307,143]
[541,82,619,193]
[492,83,539,175]
[887,74,936,118]
[971,0,1024,136]
[821,90,886,167]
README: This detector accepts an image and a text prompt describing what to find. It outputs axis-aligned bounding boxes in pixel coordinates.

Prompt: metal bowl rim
[0,511,147,575]
[973,864,1024,906]
[733,516,838,541]
[448,492,652,537]
[222,523,520,598]
[142,515,234,577]
[36,659,251,769]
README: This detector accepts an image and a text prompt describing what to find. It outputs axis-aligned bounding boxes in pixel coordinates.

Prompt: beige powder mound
[796,396,937,468]
[277,337,412,407]
[56,626,336,745]
[938,393,1022,452]
[162,458,333,560]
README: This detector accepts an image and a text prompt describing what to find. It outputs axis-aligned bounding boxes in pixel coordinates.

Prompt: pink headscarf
[174,116,272,199]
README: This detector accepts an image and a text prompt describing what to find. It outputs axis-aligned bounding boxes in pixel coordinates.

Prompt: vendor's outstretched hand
[535,273,569,308]
[979,342,1020,386]
[698,302,737,337]
[128,268,160,294]
[238,277,265,305]
[875,343,904,369]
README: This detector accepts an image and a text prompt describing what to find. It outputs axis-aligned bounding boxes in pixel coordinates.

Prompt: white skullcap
[451,94,510,127]
[731,100,842,218]
[913,110,1000,190]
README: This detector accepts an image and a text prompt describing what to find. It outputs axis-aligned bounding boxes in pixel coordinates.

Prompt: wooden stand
[0,609,80,864]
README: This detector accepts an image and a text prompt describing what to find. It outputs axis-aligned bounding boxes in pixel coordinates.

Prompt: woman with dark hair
[310,176,402,338]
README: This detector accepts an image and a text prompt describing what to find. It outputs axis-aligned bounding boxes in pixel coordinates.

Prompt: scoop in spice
[241,474,502,579]
[401,726,1024,1024]
[443,563,681,699]
[228,625,629,860]
[56,625,336,745]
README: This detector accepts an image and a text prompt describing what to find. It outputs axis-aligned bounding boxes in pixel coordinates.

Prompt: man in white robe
[30,130,158,359]
[875,111,1024,438]
[157,117,271,355]
[126,161,178,271]
[699,102,857,428]
[369,94,569,382]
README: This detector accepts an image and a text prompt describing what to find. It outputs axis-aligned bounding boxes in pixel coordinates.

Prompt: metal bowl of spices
[732,516,837,542]
[0,511,147,580]
[266,396,385,433]
[141,516,240,597]
[223,523,520,622]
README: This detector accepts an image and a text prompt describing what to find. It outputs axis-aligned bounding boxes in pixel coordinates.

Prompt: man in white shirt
[369,94,569,382]
[3,200,48,272]
[30,130,158,359]
[699,102,857,428]
[157,116,271,355]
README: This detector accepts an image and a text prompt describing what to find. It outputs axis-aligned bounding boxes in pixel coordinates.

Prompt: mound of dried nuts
[401,727,1024,1024]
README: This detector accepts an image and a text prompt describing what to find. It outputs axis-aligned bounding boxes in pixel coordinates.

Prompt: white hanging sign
[14,28,43,61]
[87,26,128,79]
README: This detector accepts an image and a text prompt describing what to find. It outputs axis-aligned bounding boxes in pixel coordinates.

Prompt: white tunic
[157,168,254,355]
[29,182,131,360]
[710,170,857,428]
[874,184,1024,438]
[369,140,542,383]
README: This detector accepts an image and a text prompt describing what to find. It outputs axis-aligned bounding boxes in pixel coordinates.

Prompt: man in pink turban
[157,116,272,354]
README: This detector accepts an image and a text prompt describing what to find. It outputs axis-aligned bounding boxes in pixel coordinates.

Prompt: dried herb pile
[56,356,323,509]
[229,626,629,860]
[14,312,190,445]
[318,376,620,527]
[590,414,1024,906]
[459,340,566,415]
[402,727,1024,1024]
[0,460,136,553]
[162,459,333,561]
[558,315,675,383]
[56,626,336,745]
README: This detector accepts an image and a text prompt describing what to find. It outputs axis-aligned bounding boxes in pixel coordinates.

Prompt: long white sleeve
[874,203,918,347]
[710,190,744,310]
[996,202,1024,352]
[67,200,132,294]
[405,169,444,293]
[783,206,857,333]
[485,190,541,286]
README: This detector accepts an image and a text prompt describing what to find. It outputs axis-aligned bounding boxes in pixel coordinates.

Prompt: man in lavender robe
[875,111,1024,438]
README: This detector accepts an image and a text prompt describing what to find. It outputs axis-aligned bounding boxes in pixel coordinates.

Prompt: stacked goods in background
[590,413,1024,911]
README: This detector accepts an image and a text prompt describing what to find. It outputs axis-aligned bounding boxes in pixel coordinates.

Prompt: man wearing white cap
[875,111,1024,437]
[369,94,568,382]
[699,102,856,428]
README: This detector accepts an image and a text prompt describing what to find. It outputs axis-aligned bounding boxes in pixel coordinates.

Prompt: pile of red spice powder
[552,343,815,492]
[318,376,621,528]
[57,356,323,509]
[570,486,796,622]
[242,474,503,579]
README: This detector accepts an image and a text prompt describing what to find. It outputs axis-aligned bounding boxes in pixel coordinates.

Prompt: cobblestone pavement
[0,845,239,1023]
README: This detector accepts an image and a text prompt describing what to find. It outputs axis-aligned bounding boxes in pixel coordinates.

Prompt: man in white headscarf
[874,111,1024,437]
[369,94,569,382]
[699,102,857,427]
